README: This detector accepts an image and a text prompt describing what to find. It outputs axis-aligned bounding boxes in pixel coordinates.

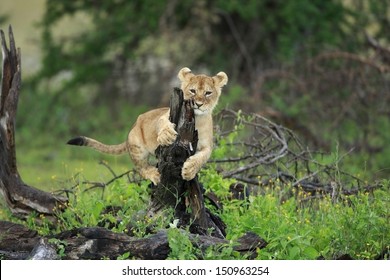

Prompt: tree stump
[0,26,67,217]
[149,88,226,238]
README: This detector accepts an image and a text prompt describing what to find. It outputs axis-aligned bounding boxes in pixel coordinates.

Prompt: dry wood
[0,26,67,217]
[0,221,40,259]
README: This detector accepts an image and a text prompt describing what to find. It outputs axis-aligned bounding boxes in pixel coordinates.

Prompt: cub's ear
[213,71,228,87]
[178,67,194,82]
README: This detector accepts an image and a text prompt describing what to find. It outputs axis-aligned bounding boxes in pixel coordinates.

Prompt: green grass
[16,139,132,192]
[199,169,389,260]
[221,186,389,260]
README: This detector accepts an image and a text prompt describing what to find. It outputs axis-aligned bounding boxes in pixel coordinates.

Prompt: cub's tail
[67,136,127,155]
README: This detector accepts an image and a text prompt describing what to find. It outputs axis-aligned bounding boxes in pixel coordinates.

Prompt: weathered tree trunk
[0,26,67,217]
[149,88,226,238]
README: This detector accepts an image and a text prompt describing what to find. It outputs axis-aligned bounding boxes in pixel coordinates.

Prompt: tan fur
[75,67,228,184]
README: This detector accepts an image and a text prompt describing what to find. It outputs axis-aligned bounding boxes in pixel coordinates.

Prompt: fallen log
[0,221,267,260]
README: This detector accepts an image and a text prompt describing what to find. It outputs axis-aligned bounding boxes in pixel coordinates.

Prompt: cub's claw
[147,168,161,185]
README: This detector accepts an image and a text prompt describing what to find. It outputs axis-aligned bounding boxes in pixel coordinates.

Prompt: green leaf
[288,246,300,259]
[303,246,319,259]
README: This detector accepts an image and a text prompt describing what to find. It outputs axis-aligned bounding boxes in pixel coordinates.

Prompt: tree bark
[0,26,67,217]
[149,88,226,238]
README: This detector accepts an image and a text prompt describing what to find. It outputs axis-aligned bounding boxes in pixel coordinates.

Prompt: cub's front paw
[157,122,177,146]
[181,158,199,181]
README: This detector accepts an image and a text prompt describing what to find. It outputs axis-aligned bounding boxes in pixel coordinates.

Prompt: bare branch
[211,109,378,200]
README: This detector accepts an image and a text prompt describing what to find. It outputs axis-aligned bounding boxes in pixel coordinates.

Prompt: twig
[55,168,142,198]
[99,160,117,177]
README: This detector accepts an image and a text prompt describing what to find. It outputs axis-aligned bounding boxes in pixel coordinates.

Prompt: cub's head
[178,67,228,116]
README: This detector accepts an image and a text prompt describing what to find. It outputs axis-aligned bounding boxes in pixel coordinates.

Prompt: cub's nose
[195,102,203,108]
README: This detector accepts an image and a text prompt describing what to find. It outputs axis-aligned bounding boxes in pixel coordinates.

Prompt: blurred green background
[1,0,389,191]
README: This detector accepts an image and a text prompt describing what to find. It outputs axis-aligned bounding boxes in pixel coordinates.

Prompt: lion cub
[68,67,228,184]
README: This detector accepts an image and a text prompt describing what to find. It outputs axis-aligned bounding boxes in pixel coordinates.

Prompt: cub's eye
[189,89,196,95]
[205,91,212,97]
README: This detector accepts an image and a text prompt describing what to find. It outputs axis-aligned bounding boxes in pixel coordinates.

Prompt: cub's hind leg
[127,130,160,185]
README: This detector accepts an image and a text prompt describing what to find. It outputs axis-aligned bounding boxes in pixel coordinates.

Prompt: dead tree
[0,26,67,217]
[149,88,226,238]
